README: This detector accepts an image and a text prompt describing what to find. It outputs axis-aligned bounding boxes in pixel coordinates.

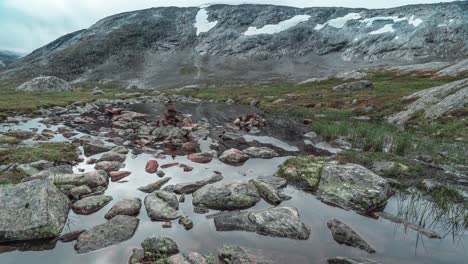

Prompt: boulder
[192,181,260,210]
[97,152,127,163]
[277,156,326,189]
[105,198,142,220]
[71,195,113,215]
[214,206,310,240]
[250,179,282,205]
[151,126,187,140]
[94,161,124,172]
[327,219,375,253]
[188,152,213,163]
[53,170,108,189]
[256,176,287,189]
[145,160,159,173]
[219,148,250,165]
[83,140,111,157]
[218,244,272,264]
[141,236,179,260]
[75,215,139,254]
[173,173,223,194]
[16,76,73,92]
[318,163,393,213]
[242,147,279,159]
[178,217,194,230]
[0,180,70,242]
[332,80,374,92]
[138,177,171,193]
[144,191,181,221]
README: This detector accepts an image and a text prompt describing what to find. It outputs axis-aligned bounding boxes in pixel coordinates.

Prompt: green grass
[0,142,79,165]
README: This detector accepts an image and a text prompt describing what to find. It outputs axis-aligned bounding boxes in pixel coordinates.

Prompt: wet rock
[59,229,86,242]
[277,156,326,189]
[257,176,287,189]
[141,236,179,259]
[178,217,194,230]
[218,244,271,264]
[375,212,441,239]
[193,205,209,214]
[97,152,127,163]
[105,198,142,220]
[71,195,113,215]
[214,206,310,240]
[327,257,382,264]
[111,146,129,154]
[157,170,166,177]
[250,179,282,205]
[94,161,124,172]
[109,170,131,182]
[145,160,159,173]
[70,185,93,200]
[179,194,185,203]
[0,180,70,242]
[161,162,179,169]
[53,170,108,189]
[162,222,172,228]
[219,148,250,165]
[188,152,213,163]
[144,191,181,221]
[83,140,111,157]
[242,147,279,159]
[128,248,145,264]
[327,219,375,253]
[173,173,223,194]
[318,163,393,213]
[192,180,260,210]
[16,76,73,92]
[75,215,139,254]
[138,177,171,193]
[332,80,374,92]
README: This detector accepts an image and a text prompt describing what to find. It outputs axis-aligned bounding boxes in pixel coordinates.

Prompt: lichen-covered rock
[318,163,393,213]
[53,170,109,189]
[141,236,179,259]
[327,219,375,253]
[16,76,73,92]
[218,244,272,264]
[0,180,70,242]
[71,195,113,215]
[277,156,327,189]
[192,180,260,210]
[242,147,279,159]
[59,229,86,242]
[75,215,139,254]
[214,206,310,240]
[105,198,142,220]
[173,173,223,194]
[144,191,181,221]
[250,179,282,205]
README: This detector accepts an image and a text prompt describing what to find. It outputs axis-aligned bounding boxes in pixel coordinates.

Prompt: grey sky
[0,0,460,53]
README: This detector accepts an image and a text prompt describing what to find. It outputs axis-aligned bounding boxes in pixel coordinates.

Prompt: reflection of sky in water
[0,118,466,264]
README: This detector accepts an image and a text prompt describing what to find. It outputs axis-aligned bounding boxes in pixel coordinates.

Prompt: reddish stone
[105,108,123,115]
[180,164,194,172]
[188,152,213,164]
[161,162,180,169]
[109,171,132,182]
[182,142,198,153]
[145,160,159,173]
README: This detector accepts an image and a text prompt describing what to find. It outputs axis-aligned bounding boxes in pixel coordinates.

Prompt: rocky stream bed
[0,94,466,264]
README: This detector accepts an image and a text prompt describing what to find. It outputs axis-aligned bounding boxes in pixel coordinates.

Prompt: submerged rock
[75,215,139,254]
[144,191,181,221]
[318,163,393,213]
[327,219,376,253]
[192,180,260,210]
[173,173,223,194]
[0,180,70,242]
[214,206,310,240]
[71,195,113,215]
[375,212,441,239]
[219,148,250,165]
[138,177,171,193]
[105,198,142,220]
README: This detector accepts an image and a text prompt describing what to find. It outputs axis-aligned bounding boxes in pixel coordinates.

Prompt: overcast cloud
[0,0,460,53]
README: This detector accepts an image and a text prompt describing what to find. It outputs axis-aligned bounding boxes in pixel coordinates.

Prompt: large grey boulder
[327,219,375,253]
[388,78,468,126]
[0,180,70,242]
[192,180,260,210]
[317,163,393,213]
[141,236,179,259]
[214,206,310,240]
[75,215,139,254]
[16,76,73,92]
[173,173,223,194]
[104,198,142,220]
[71,195,113,215]
[144,191,181,221]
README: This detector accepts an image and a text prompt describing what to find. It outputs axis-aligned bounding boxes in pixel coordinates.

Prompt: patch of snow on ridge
[369,24,395,35]
[244,15,311,36]
[315,13,362,30]
[408,15,423,27]
[194,8,218,36]
[360,16,407,27]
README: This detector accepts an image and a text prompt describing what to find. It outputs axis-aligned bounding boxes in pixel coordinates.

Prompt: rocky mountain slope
[1,2,467,87]
[0,51,21,68]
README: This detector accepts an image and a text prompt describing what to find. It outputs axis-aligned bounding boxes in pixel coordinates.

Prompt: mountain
[1,2,467,87]
[0,51,21,68]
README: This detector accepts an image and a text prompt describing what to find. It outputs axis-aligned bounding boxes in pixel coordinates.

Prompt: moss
[277,156,328,189]
[0,135,19,145]
[0,142,79,165]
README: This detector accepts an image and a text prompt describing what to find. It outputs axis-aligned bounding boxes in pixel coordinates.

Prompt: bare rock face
[16,76,73,92]
[0,180,70,242]
[436,58,468,77]
[388,78,468,126]
[327,219,376,253]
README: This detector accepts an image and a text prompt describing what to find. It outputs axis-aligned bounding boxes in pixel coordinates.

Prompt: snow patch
[244,15,311,36]
[369,24,395,35]
[194,8,218,36]
[408,15,423,27]
[360,16,407,27]
[314,13,361,30]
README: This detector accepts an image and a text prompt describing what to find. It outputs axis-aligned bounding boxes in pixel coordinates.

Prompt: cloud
[0,0,459,53]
